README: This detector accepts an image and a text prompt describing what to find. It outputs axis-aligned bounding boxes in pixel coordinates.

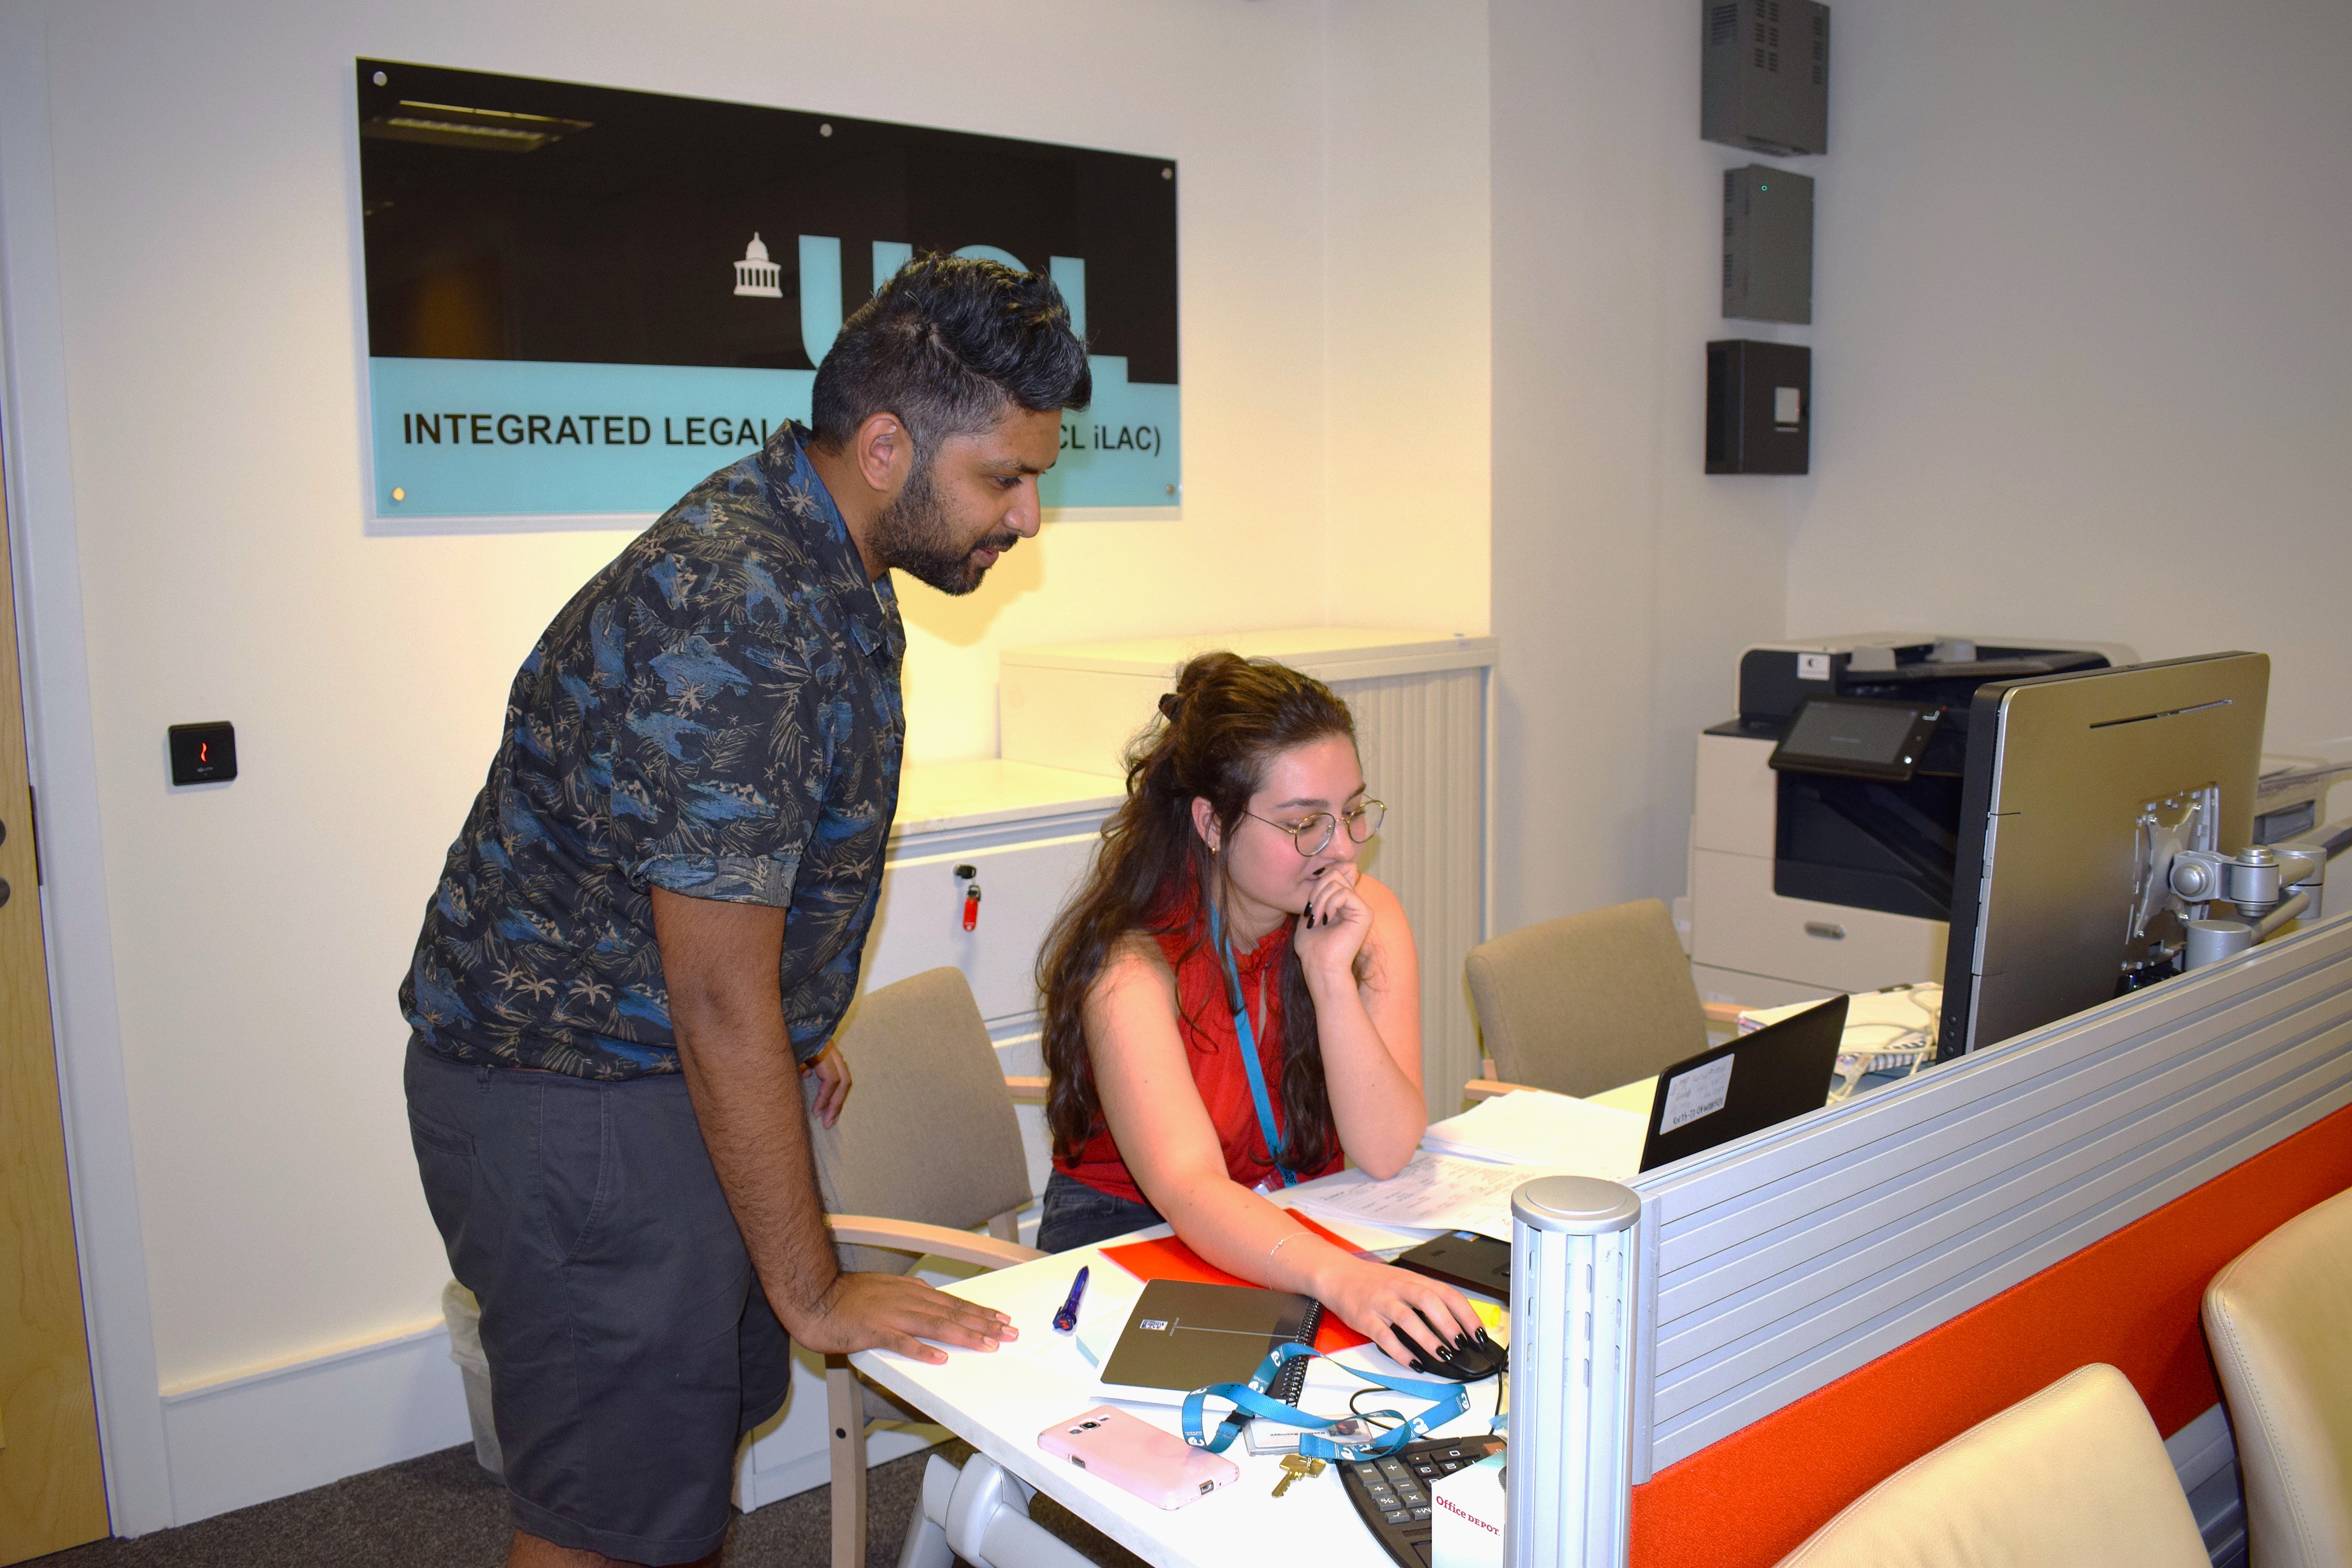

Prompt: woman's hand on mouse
[1294,866,1372,985]
[1314,1255,1488,1370]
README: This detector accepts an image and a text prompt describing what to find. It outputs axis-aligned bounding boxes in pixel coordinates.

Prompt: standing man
[400,257,1089,1568]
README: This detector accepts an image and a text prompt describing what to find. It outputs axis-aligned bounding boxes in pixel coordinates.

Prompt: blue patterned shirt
[401,422,906,1078]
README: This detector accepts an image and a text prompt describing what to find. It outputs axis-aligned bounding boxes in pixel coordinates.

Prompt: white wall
[1488,0,1800,932]
[1490,0,2352,942]
[2,0,1494,1519]
[1324,2,1492,635]
[1789,0,2352,766]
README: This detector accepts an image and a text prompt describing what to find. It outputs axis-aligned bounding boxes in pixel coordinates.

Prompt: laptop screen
[1638,994,1850,1172]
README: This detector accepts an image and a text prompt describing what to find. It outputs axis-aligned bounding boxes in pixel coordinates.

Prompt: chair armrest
[1003,1075,1049,1106]
[825,1215,1044,1270]
[1463,1076,1547,1101]
[1699,1000,1750,1027]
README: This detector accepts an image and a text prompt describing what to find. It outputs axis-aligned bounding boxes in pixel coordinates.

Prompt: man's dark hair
[809,255,1091,456]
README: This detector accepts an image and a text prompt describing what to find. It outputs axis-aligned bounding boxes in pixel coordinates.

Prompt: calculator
[1336,1432,1506,1568]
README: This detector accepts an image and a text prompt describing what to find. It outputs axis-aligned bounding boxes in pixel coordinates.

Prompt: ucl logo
[730,234,1090,365]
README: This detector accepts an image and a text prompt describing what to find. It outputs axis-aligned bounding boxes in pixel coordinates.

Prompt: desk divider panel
[1623,911,2352,1479]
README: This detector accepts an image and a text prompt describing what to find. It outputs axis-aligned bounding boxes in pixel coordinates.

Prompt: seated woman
[1035,652,1485,1368]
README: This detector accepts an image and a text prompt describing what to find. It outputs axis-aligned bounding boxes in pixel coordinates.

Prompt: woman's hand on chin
[1315,1255,1487,1371]
[1294,865,1372,985]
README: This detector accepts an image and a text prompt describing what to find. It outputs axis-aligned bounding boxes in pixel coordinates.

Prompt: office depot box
[1430,1448,1506,1568]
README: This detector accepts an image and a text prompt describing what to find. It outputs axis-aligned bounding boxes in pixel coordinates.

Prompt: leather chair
[1463,898,1744,1102]
[2202,1183,2352,1568]
[1773,1363,2207,1567]
[807,967,1044,1568]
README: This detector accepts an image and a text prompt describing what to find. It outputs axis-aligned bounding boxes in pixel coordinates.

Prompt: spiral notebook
[1100,1212,1372,1353]
[1097,1279,1325,1404]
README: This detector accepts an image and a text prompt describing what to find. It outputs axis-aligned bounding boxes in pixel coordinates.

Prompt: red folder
[1100,1212,1371,1353]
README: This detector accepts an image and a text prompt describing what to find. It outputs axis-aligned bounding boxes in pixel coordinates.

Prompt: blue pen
[1053,1266,1089,1333]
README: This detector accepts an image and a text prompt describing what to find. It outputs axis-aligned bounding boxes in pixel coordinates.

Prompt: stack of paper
[1294,1151,1579,1241]
[1422,1089,1649,1172]
[1287,1091,1648,1241]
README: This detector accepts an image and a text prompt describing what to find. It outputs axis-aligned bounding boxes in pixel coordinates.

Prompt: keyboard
[1336,1432,1506,1568]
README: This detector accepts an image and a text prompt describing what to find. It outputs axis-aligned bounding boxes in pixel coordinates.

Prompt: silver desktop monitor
[1936,652,2269,1058]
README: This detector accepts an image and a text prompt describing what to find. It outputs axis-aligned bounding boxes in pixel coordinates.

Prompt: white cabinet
[864,824,1106,1024]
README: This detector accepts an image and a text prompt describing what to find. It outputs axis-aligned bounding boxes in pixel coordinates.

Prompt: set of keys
[1271,1454,1327,1497]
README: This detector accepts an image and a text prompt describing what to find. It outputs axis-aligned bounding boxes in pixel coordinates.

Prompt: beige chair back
[808,967,1033,1274]
[1775,1363,2207,1567]
[2203,1183,2352,1568]
[1464,898,1708,1098]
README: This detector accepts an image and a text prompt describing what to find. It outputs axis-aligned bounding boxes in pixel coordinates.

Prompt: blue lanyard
[1182,1343,1470,1461]
[1207,903,1296,1188]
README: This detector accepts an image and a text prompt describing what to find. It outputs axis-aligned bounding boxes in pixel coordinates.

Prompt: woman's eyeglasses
[1244,800,1387,857]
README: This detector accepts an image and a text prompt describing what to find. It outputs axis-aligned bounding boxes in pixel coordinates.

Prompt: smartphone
[1038,1406,1240,1509]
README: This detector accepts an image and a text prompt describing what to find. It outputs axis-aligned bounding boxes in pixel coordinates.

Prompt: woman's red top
[1055,906,1345,1206]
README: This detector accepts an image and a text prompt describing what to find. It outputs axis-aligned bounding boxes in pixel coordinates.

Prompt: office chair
[1773,1363,2207,1566]
[808,966,1044,1568]
[1462,898,1746,1102]
[2202,1183,2352,1568]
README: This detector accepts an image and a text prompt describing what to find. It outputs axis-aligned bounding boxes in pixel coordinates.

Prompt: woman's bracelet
[1265,1230,1306,1270]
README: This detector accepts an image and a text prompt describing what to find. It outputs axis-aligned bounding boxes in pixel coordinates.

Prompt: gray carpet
[26,1443,1142,1568]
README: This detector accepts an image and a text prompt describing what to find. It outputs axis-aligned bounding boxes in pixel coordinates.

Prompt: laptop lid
[1637,994,1850,1172]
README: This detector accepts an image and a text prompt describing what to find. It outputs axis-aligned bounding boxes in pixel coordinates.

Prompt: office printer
[1684,634,2136,1002]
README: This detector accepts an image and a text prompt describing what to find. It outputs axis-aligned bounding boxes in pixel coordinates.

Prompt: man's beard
[868,457,1017,597]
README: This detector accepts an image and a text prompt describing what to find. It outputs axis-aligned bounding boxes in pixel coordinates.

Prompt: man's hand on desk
[788,1271,1019,1364]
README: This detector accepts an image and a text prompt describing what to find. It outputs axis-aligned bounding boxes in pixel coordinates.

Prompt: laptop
[1637,994,1850,1172]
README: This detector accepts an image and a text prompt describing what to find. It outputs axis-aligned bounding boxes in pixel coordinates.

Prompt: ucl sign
[357,60,1179,529]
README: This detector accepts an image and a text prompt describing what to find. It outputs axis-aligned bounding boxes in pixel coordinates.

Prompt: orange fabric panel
[1630,1101,2352,1568]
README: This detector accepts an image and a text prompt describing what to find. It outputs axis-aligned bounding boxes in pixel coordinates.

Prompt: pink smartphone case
[1038,1406,1240,1509]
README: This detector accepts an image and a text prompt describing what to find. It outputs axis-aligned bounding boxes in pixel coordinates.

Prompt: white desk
[853,1197,1503,1568]
[849,1052,1861,1565]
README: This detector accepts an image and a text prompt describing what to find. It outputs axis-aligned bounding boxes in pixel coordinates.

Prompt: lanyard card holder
[1181,1342,1470,1462]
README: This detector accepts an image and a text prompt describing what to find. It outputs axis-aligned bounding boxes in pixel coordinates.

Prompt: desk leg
[920,1452,1096,1568]
[900,1455,956,1568]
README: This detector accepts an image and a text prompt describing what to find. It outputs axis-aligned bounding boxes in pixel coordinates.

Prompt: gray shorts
[405,1038,793,1564]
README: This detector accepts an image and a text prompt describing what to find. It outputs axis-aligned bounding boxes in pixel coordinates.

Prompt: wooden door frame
[0,16,174,1535]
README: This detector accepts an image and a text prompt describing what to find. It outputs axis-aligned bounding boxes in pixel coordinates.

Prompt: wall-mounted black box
[1706,340,1810,474]
[1724,165,1813,323]
[168,722,238,785]
[1702,0,1830,157]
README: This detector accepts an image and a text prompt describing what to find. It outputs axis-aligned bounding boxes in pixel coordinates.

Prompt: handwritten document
[1658,1056,1735,1133]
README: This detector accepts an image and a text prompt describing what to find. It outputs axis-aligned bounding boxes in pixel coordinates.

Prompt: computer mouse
[1401,1308,1506,1382]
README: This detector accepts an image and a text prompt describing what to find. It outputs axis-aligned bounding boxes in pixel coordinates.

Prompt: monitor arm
[2165,829,2344,970]
[2168,842,2328,920]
